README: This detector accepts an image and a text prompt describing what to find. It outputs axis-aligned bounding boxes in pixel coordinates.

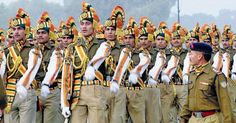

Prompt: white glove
[110,81,119,93]
[128,73,139,84]
[62,107,71,118]
[182,74,189,85]
[231,73,236,81]
[84,66,96,81]
[161,73,170,84]
[148,77,157,86]
[16,85,27,99]
[40,85,50,98]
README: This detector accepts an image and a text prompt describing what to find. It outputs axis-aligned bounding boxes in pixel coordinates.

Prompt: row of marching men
[0,2,235,123]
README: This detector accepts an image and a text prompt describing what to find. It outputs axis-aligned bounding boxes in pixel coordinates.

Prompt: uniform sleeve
[180,94,191,123]
[215,73,233,122]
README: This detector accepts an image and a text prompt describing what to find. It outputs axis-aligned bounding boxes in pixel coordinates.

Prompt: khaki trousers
[160,84,188,123]
[189,112,222,123]
[71,85,108,123]
[6,89,37,123]
[144,87,162,123]
[126,89,145,123]
[105,87,127,123]
[37,88,64,123]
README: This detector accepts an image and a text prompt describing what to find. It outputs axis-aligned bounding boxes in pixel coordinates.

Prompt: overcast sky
[171,0,236,16]
[1,0,236,16]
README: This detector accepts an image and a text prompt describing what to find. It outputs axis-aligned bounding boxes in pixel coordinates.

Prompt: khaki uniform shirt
[6,41,31,79]
[180,63,233,122]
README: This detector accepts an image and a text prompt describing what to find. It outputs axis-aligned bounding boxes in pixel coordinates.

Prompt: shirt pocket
[198,82,214,97]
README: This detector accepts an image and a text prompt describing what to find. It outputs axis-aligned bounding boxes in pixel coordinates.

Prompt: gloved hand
[16,84,27,99]
[110,81,119,93]
[62,107,71,118]
[182,74,189,85]
[40,85,50,98]
[161,73,170,84]
[84,66,96,81]
[148,77,157,86]
[231,73,236,81]
[128,73,139,84]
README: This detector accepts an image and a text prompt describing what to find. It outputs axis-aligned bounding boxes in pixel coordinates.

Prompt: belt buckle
[194,112,203,118]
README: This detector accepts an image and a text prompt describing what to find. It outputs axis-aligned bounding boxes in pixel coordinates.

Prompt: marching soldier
[59,17,79,123]
[5,8,42,123]
[180,42,233,123]
[125,17,153,123]
[61,2,108,123]
[150,22,171,123]
[35,12,61,123]
[220,25,236,121]
[119,17,139,123]
[36,12,63,123]
[161,22,188,123]
[102,6,126,123]
[141,19,163,123]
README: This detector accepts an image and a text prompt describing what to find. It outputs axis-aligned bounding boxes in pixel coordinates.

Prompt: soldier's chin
[16,38,23,42]
[38,40,47,44]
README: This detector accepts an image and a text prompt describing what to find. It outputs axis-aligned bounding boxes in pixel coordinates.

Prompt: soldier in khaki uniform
[180,42,233,123]
[34,12,62,123]
[60,17,80,121]
[141,19,163,123]
[220,26,236,122]
[150,22,171,123]
[121,17,139,123]
[102,6,126,123]
[161,23,188,123]
[125,17,154,123]
[61,2,107,123]
[5,8,42,123]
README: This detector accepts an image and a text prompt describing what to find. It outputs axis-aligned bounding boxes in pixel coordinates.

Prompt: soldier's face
[124,34,135,48]
[27,38,34,45]
[186,38,198,49]
[171,36,181,47]
[156,36,167,49]
[36,29,49,44]
[222,38,230,49]
[203,40,211,46]
[6,35,14,47]
[57,37,62,43]
[104,26,116,41]
[139,36,151,49]
[80,20,94,37]
[13,26,25,41]
[189,50,203,66]
[213,37,219,46]
[62,36,73,47]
